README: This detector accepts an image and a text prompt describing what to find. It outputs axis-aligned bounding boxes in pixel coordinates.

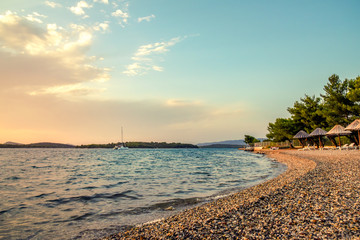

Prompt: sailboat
[114,127,128,150]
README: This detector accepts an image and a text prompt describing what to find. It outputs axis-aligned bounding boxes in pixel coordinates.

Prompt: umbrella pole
[358,131,360,150]
[338,135,341,150]
[332,137,337,147]
[354,133,359,145]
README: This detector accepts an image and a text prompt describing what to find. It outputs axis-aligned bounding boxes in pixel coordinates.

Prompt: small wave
[5,176,21,180]
[69,212,94,221]
[190,171,211,176]
[227,179,245,183]
[45,190,139,207]
[53,212,96,223]
[148,197,203,210]
[103,181,129,189]
[0,207,14,216]
[27,192,54,200]
[82,186,97,190]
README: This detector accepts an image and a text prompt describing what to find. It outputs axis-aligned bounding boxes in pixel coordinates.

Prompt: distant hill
[0,142,75,148]
[197,140,247,148]
[199,144,245,148]
[4,141,24,145]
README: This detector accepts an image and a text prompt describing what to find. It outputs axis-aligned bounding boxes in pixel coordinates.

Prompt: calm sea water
[0,148,286,240]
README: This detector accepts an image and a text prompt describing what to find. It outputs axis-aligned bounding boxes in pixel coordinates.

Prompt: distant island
[0,141,198,149]
[0,142,75,148]
[197,140,247,148]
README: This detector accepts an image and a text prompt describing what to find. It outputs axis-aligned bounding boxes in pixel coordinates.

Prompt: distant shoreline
[0,141,198,149]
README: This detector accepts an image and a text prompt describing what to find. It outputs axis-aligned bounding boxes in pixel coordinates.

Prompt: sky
[1,0,360,145]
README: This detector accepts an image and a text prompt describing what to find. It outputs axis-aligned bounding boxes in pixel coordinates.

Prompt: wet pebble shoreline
[102,150,360,239]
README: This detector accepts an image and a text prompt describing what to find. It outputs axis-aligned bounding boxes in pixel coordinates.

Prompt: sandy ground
[102,149,360,239]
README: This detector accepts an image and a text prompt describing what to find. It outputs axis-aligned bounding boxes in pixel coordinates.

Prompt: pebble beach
[102,150,360,239]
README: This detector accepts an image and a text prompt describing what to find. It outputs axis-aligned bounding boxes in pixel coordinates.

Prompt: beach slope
[103,150,360,239]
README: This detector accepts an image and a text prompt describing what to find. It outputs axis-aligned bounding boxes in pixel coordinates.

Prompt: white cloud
[70,1,92,16]
[123,62,143,76]
[111,9,129,25]
[152,65,163,72]
[124,37,183,76]
[93,21,109,32]
[112,2,119,8]
[45,1,62,8]
[111,2,130,26]
[94,0,109,4]
[0,11,109,95]
[138,14,155,23]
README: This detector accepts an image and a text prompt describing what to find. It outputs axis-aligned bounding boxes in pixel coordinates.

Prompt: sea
[0,148,286,240]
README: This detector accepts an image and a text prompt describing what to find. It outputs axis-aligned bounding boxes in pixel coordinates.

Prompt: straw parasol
[309,128,327,148]
[293,130,310,147]
[326,125,351,147]
[345,119,360,145]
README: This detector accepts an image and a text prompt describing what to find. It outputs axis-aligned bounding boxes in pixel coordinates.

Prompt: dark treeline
[267,74,360,142]
[0,142,198,149]
[77,142,198,149]
[0,142,75,148]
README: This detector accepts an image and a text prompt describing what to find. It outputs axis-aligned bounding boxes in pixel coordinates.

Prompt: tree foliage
[347,76,360,117]
[266,118,298,142]
[320,74,353,126]
[244,135,260,145]
[267,74,360,142]
[287,95,327,132]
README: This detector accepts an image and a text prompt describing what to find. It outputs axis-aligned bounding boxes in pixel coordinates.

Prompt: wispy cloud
[124,37,183,76]
[138,14,155,23]
[69,1,92,16]
[29,83,106,97]
[25,12,47,23]
[45,1,62,8]
[94,0,109,4]
[134,37,181,57]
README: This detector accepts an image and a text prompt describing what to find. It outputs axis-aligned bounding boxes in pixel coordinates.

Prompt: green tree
[266,118,298,142]
[321,74,353,126]
[244,135,260,146]
[266,73,360,144]
[287,94,327,132]
[347,76,360,119]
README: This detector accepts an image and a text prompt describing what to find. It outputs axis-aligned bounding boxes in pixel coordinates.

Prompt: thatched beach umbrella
[293,130,310,147]
[326,125,351,147]
[309,128,327,148]
[345,119,360,145]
